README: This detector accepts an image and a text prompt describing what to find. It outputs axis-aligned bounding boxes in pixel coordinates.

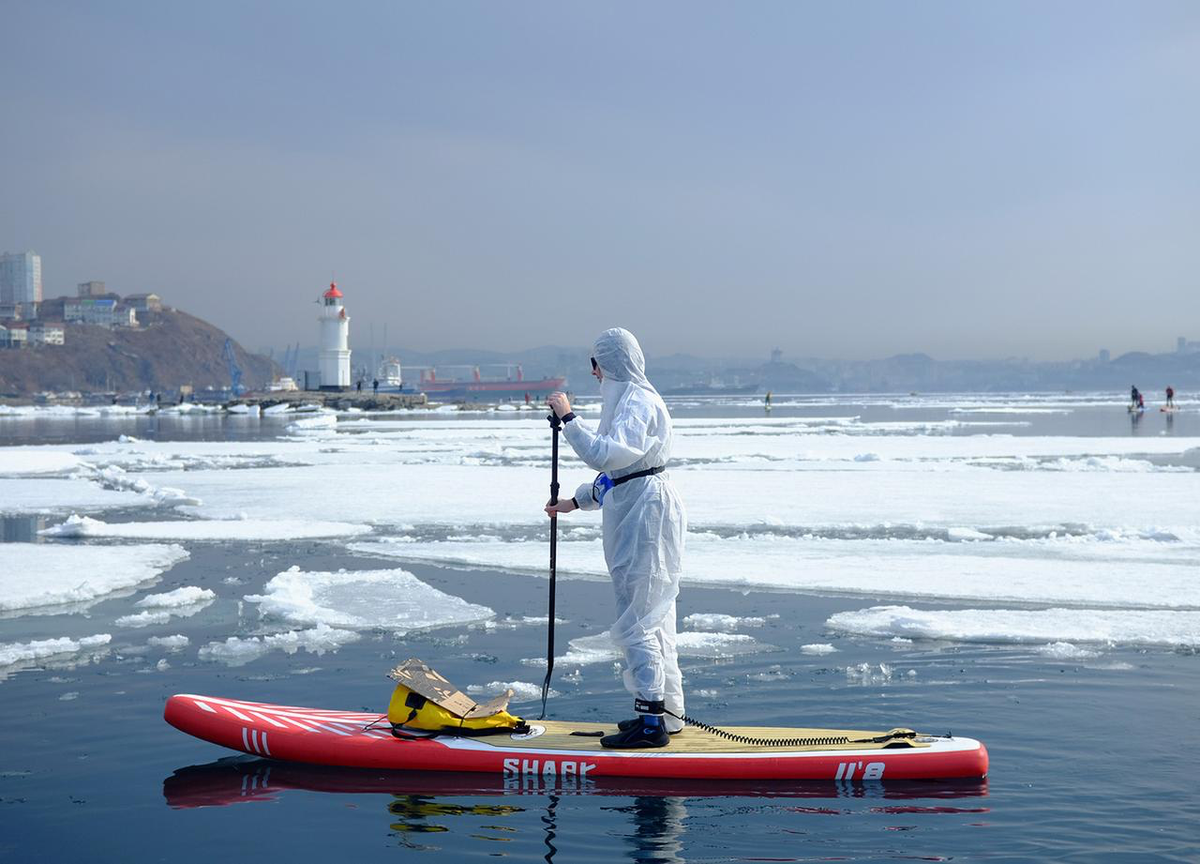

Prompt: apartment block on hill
[64,297,137,327]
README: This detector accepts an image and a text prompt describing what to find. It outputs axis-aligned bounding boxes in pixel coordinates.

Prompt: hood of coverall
[593,328,657,435]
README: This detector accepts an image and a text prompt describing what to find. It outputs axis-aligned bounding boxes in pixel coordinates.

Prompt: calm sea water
[1,396,1197,861]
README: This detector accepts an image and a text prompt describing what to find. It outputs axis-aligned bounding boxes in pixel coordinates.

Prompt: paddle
[539,413,561,720]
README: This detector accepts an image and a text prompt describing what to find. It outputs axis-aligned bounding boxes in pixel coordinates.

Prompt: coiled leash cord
[665,710,919,748]
[665,710,850,747]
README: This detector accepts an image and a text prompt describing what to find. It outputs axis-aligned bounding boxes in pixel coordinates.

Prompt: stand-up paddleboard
[164,694,988,781]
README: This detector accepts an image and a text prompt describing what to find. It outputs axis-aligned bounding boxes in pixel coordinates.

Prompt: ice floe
[682,613,766,631]
[146,634,190,651]
[77,464,199,506]
[115,586,216,628]
[1036,641,1101,660]
[350,533,1200,609]
[40,513,372,541]
[0,634,112,680]
[0,543,189,614]
[245,566,495,633]
[285,412,338,434]
[846,662,894,684]
[133,586,216,608]
[523,630,772,668]
[466,680,558,702]
[0,451,84,476]
[198,623,360,666]
[826,605,1200,648]
[0,478,146,514]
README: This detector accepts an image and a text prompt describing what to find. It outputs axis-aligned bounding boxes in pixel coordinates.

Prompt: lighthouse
[318,281,351,389]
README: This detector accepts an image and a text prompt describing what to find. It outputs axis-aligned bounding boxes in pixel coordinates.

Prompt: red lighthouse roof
[323,281,343,299]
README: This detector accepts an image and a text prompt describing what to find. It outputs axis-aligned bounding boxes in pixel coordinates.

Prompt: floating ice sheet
[682,613,766,631]
[197,623,361,666]
[133,586,215,608]
[156,452,1200,536]
[40,514,372,541]
[246,566,495,633]
[466,681,558,702]
[1036,642,1101,660]
[826,605,1200,648]
[523,630,772,668]
[0,478,145,514]
[115,586,216,628]
[146,634,190,651]
[0,634,112,681]
[349,532,1200,609]
[0,451,83,476]
[0,634,112,668]
[0,543,189,614]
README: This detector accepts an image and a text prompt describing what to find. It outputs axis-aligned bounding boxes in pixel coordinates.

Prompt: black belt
[612,466,665,486]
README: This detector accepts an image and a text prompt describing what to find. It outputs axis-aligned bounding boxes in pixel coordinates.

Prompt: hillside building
[318,281,351,389]
[125,293,163,313]
[77,281,109,297]
[29,322,65,345]
[64,297,137,327]
[1,323,29,348]
[0,301,37,321]
[0,251,42,304]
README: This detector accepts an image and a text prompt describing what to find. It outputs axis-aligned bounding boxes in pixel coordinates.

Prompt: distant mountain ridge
[0,305,277,397]
[302,341,1200,396]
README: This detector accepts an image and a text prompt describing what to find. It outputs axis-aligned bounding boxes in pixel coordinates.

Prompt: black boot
[617,717,682,735]
[602,700,670,749]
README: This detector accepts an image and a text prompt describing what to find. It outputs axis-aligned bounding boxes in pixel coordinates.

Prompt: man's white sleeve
[572,479,601,511]
[562,407,652,473]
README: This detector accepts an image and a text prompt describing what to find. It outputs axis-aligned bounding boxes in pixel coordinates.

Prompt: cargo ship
[375,359,565,402]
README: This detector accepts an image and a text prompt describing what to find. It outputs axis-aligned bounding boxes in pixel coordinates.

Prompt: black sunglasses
[590,357,598,372]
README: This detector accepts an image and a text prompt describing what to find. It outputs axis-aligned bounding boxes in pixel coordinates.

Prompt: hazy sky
[3,1,1198,361]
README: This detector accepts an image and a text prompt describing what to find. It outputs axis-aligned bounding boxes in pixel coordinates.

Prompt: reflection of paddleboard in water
[1128,406,1144,414]
[164,694,989,781]
[163,755,991,808]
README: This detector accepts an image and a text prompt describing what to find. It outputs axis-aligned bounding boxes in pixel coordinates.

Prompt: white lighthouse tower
[318,281,351,390]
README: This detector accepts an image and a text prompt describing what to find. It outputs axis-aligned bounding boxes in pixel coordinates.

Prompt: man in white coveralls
[545,328,687,749]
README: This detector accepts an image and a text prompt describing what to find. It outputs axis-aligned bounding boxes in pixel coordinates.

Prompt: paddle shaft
[540,413,562,720]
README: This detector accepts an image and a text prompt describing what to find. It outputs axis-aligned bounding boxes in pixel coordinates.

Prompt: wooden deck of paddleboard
[467,720,929,753]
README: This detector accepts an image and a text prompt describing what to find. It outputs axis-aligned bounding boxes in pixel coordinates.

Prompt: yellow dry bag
[387,658,527,736]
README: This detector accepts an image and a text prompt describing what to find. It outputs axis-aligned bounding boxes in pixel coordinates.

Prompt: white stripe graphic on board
[225,707,253,722]
[251,711,287,729]
[278,716,318,732]
[260,732,271,756]
[242,727,251,752]
[252,729,260,753]
[308,722,350,736]
[194,700,217,713]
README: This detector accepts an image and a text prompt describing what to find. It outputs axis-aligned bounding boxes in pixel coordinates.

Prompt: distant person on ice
[1130,385,1140,408]
[545,328,686,749]
[1166,386,1175,409]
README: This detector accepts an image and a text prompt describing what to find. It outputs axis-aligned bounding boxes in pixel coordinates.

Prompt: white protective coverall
[563,328,687,731]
